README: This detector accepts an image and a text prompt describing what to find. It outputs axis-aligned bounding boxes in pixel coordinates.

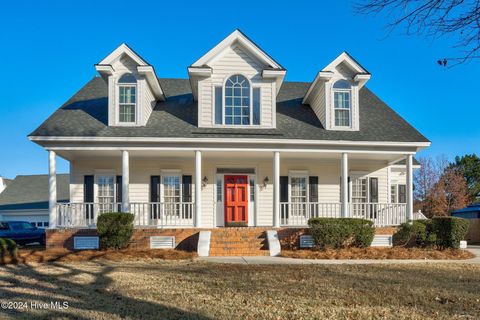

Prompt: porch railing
[56,202,195,228]
[280,202,407,227]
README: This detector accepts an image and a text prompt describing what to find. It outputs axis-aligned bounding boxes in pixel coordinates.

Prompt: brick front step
[209,228,270,256]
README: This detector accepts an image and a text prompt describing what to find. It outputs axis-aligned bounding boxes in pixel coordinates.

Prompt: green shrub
[0,238,17,262]
[393,220,435,247]
[308,218,375,249]
[431,216,470,249]
[97,212,134,249]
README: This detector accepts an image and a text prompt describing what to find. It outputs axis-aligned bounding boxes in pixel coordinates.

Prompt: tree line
[414,154,480,217]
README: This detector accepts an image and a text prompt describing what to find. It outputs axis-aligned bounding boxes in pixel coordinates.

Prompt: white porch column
[195,150,202,227]
[48,150,57,229]
[273,151,280,227]
[406,154,414,222]
[122,150,130,212]
[340,152,349,218]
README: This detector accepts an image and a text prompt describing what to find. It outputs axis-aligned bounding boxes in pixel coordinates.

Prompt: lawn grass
[0,260,478,319]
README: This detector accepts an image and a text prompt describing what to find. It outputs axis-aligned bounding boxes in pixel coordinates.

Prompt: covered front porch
[46,148,417,229]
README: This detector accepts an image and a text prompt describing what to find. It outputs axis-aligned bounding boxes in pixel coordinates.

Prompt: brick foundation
[46,228,202,251]
[46,226,398,253]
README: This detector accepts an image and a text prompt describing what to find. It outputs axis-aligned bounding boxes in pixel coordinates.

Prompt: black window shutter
[369,178,378,203]
[309,176,319,202]
[150,176,161,202]
[116,176,122,203]
[398,184,407,203]
[84,175,94,219]
[280,176,289,202]
[182,175,192,202]
[84,175,94,202]
[116,176,122,212]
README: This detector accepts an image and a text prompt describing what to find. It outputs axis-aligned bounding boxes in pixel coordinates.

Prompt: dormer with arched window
[188,30,285,129]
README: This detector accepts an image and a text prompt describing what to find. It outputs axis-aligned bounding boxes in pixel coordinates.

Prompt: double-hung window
[162,174,181,216]
[333,79,351,127]
[290,174,308,217]
[351,177,367,216]
[118,73,137,124]
[97,175,115,213]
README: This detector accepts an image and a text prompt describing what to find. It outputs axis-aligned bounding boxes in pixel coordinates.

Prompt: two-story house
[29,30,429,255]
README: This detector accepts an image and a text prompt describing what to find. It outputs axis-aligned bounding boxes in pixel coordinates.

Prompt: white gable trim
[98,43,148,66]
[323,52,369,74]
[95,43,165,101]
[190,29,283,70]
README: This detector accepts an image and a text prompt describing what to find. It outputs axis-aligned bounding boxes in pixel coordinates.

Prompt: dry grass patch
[281,247,475,260]
[2,248,195,264]
[0,261,478,319]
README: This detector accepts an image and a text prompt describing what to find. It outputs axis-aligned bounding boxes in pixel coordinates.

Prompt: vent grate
[150,236,175,249]
[74,236,99,250]
[299,235,314,248]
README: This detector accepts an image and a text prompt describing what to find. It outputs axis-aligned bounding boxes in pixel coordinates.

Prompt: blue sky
[0,1,478,178]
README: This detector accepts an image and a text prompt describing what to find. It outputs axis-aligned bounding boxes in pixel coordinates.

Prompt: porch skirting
[46,227,398,251]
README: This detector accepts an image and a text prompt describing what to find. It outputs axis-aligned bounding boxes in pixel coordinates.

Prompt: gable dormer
[95,44,165,127]
[303,52,371,131]
[188,30,285,128]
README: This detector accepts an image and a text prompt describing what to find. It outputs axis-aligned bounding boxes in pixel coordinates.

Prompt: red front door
[224,175,248,225]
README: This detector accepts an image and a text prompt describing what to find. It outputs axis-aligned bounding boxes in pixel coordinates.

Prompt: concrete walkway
[198,246,480,265]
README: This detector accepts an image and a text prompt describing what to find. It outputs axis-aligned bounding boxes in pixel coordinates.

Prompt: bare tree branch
[355,0,480,66]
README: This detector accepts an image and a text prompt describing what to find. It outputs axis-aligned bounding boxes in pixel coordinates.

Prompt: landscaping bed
[281,247,475,260]
[2,248,196,264]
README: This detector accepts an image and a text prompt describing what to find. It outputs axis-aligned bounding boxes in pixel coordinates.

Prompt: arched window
[333,80,351,127]
[224,75,250,125]
[118,73,137,123]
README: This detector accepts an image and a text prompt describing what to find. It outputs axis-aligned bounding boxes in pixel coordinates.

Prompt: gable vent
[299,235,314,248]
[150,236,175,249]
[74,236,99,250]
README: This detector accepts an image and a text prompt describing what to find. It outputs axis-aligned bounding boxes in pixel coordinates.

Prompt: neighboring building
[0,176,12,194]
[0,174,69,228]
[28,30,430,253]
[452,203,480,219]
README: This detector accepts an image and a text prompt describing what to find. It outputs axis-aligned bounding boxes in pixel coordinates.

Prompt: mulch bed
[281,247,475,260]
[2,248,196,264]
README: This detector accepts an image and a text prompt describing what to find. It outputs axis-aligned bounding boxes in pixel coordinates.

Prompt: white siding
[70,157,392,227]
[308,81,327,128]
[199,46,276,128]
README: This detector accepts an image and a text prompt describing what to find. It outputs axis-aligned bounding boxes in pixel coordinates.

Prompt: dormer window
[214,74,261,126]
[333,79,351,127]
[118,73,137,124]
[225,75,250,125]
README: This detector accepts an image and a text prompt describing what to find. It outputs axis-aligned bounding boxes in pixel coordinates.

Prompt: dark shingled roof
[29,77,429,142]
[0,174,69,211]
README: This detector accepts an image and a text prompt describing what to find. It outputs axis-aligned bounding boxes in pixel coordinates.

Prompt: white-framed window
[162,173,181,216]
[225,74,250,125]
[214,75,261,126]
[96,175,115,213]
[118,73,137,124]
[333,79,351,127]
[289,172,308,217]
[391,184,406,203]
[390,185,397,203]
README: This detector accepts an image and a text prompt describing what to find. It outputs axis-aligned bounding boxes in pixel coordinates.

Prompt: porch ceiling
[55,149,406,164]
